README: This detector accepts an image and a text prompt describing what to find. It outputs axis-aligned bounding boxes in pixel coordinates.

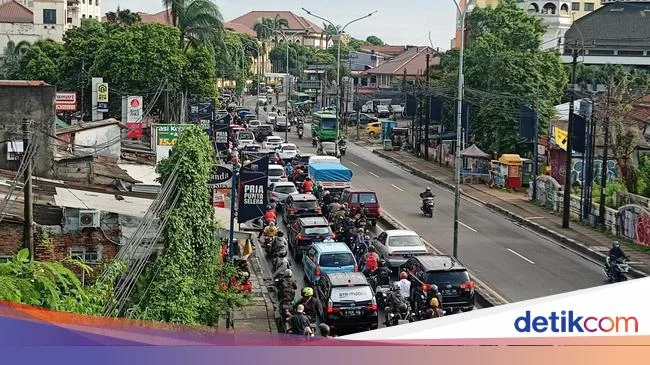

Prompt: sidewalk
[372,148,650,277]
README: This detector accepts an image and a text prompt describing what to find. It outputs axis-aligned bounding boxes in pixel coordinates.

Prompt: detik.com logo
[514,310,639,333]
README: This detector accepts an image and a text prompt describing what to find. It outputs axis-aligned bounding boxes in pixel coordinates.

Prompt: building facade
[227,11,326,49]
[521,1,573,51]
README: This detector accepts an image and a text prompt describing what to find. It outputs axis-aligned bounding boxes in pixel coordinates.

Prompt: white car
[277,143,298,160]
[376,104,391,118]
[236,130,255,146]
[267,164,287,186]
[373,230,429,269]
[248,120,261,130]
[267,112,278,124]
[263,136,284,150]
[390,104,404,115]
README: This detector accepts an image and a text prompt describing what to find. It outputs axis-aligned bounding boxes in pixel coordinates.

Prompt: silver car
[318,141,340,157]
[268,182,299,208]
[373,230,429,269]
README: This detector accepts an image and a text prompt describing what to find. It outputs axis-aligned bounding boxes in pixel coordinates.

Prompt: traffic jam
[215,104,475,336]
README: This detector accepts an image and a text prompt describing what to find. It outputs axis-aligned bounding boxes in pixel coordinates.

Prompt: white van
[308,156,340,165]
[268,164,286,186]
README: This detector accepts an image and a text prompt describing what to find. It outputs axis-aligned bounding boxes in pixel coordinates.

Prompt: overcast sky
[101,0,457,50]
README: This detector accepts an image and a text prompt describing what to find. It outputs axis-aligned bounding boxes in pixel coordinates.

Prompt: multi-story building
[227,11,326,49]
[0,0,100,55]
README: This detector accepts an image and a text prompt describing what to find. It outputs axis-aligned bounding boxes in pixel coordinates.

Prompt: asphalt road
[242,96,606,303]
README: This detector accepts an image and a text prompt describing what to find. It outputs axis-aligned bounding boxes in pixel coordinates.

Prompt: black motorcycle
[366,263,391,291]
[421,197,435,218]
[298,128,304,139]
[312,137,318,147]
[384,300,414,327]
[605,257,629,282]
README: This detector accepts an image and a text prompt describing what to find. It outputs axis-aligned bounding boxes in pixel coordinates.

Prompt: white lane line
[458,221,477,232]
[391,184,405,192]
[525,216,545,220]
[507,248,536,265]
[348,161,359,167]
[368,171,380,178]
[463,197,483,207]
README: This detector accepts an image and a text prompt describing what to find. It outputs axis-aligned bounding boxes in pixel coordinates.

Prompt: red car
[341,189,381,226]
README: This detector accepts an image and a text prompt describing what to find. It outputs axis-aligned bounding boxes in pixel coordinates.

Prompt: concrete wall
[0,84,56,178]
[74,124,121,160]
[54,157,92,184]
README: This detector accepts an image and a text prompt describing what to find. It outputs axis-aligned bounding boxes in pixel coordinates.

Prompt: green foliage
[105,7,141,27]
[0,249,125,314]
[0,40,31,77]
[11,40,63,84]
[184,46,217,97]
[366,35,384,46]
[434,0,566,155]
[163,0,224,49]
[592,179,627,207]
[637,156,650,198]
[130,126,248,325]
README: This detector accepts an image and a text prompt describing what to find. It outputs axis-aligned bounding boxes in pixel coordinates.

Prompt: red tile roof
[630,94,650,124]
[224,21,256,37]
[137,9,172,25]
[228,11,323,34]
[364,47,439,76]
[0,0,33,23]
[359,45,410,57]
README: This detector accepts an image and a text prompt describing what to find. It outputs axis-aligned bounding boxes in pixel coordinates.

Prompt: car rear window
[425,270,470,285]
[275,185,296,194]
[268,138,282,143]
[303,226,331,235]
[258,126,271,132]
[282,145,296,151]
[238,132,254,139]
[319,253,354,267]
[330,286,373,303]
[388,235,422,247]
[268,168,284,177]
[351,193,377,204]
[293,200,317,209]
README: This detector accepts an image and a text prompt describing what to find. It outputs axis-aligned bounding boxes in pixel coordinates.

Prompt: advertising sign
[55,92,77,112]
[153,124,192,162]
[97,83,109,112]
[188,102,214,130]
[208,165,234,189]
[237,156,269,223]
[124,96,144,139]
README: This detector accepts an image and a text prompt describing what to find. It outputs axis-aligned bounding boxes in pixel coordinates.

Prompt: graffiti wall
[618,205,650,247]
[549,148,617,186]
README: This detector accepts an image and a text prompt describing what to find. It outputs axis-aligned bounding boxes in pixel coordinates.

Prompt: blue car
[302,242,357,284]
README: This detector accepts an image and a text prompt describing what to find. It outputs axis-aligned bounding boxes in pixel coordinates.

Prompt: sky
[101,0,458,50]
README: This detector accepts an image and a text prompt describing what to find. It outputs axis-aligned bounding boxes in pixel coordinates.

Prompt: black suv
[401,254,475,313]
[289,216,333,258]
[315,272,378,335]
[282,194,321,225]
[255,125,273,142]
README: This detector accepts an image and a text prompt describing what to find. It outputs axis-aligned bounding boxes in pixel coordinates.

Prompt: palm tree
[105,6,141,27]
[322,23,341,48]
[162,0,224,50]
[0,40,30,77]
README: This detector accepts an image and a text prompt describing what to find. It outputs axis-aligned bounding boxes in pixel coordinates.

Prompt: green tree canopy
[11,40,63,85]
[162,0,225,49]
[105,7,141,27]
[366,35,384,46]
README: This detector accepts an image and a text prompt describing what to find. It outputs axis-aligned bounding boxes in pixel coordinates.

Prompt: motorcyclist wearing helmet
[302,176,314,193]
[420,187,435,209]
[425,284,443,311]
[272,231,288,253]
[276,269,297,303]
[361,245,380,275]
[606,241,630,274]
[357,203,368,219]
[272,255,291,279]
[322,191,333,206]
[327,196,342,217]
[425,297,445,319]
[385,282,409,320]
[293,287,321,320]
[289,304,312,336]
[319,323,332,338]
[262,221,278,241]
[397,271,411,299]
[264,205,277,223]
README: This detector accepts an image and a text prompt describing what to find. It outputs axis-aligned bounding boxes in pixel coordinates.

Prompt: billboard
[123,96,143,139]
[152,124,193,162]
[55,92,77,112]
[97,83,109,112]
[237,156,269,223]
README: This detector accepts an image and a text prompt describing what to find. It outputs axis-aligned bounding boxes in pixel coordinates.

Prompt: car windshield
[304,226,331,235]
[388,235,422,247]
[293,201,317,209]
[275,185,297,194]
[330,286,373,303]
[268,113,277,117]
[238,132,254,139]
[319,253,355,267]
[250,121,260,125]
[321,119,336,129]
[282,145,296,151]
[322,143,336,151]
[357,193,377,204]
[244,145,261,151]
[424,271,470,285]
[268,169,284,177]
[258,126,271,131]
[268,138,282,143]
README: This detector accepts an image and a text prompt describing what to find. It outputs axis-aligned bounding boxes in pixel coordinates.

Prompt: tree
[11,40,63,85]
[105,6,141,27]
[162,0,224,50]
[183,45,217,97]
[366,35,384,46]
[129,126,248,325]
[322,23,341,47]
[0,40,30,77]
[435,0,566,154]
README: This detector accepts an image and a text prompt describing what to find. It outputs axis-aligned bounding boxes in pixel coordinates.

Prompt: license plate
[402,254,412,258]
[442,289,457,296]
[345,310,361,316]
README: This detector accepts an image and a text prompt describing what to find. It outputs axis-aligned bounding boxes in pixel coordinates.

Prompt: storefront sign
[208,165,233,189]
[56,92,77,112]
[238,156,269,223]
[97,83,109,112]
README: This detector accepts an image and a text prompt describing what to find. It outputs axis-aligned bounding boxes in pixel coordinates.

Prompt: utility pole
[562,46,579,229]
[532,92,540,201]
[164,81,170,123]
[80,60,85,122]
[424,53,431,161]
[22,119,33,260]
[356,80,361,140]
[599,88,611,226]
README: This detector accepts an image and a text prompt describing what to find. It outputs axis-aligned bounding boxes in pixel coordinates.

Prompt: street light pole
[452,0,472,259]
[302,8,378,147]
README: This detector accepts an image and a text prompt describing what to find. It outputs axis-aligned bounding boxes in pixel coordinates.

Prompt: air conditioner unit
[78,210,101,228]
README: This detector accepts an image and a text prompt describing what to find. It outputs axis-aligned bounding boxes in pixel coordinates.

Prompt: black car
[288,216,333,258]
[401,254,475,313]
[345,112,378,126]
[255,125,273,142]
[282,194,321,225]
[315,272,379,334]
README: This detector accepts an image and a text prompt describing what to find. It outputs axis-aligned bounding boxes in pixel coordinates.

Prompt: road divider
[377,210,509,308]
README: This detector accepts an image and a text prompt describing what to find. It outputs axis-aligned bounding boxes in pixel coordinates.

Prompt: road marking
[507,248,536,265]
[525,217,545,220]
[348,161,359,167]
[458,221,477,232]
[391,184,405,192]
[368,171,380,178]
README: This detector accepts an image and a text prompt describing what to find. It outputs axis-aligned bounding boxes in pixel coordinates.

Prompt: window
[584,2,594,11]
[388,235,423,247]
[43,9,56,25]
[304,226,331,235]
[89,0,93,4]
[571,2,580,11]
[69,247,100,263]
[67,17,72,24]
[319,253,355,267]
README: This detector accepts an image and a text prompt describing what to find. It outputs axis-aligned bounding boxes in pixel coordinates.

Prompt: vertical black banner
[237,155,270,223]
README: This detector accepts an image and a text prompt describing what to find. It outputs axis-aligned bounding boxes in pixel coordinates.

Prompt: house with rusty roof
[227,10,326,49]
[360,46,440,89]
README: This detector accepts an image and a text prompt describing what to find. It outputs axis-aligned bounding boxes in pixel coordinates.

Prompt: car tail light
[377,207,381,215]
[460,280,474,290]
[296,234,302,241]
[315,265,320,276]
[421,284,430,292]
[326,299,341,313]
[365,303,378,311]
[389,253,402,257]
[315,207,322,213]
[353,264,358,272]
[289,208,297,214]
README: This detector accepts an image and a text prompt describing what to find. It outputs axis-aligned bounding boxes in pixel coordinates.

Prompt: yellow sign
[554,126,568,151]
[97,83,109,103]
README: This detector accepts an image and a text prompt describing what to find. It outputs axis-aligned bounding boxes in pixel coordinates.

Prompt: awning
[461,144,490,159]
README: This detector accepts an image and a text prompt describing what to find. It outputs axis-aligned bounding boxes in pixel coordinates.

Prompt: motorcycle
[605,257,629,282]
[262,236,274,257]
[298,128,304,139]
[421,197,435,218]
[384,301,414,327]
[375,285,391,310]
[312,137,318,147]
[366,264,391,291]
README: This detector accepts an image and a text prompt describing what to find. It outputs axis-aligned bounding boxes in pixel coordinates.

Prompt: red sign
[126,122,143,139]
[129,98,140,108]
[56,92,77,112]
